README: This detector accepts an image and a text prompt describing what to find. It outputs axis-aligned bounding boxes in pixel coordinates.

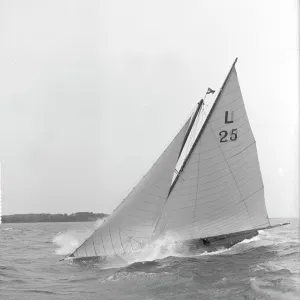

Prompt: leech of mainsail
[153,58,270,239]
[67,117,191,258]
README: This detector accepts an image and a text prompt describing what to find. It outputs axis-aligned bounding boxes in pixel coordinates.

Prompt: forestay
[153,62,270,240]
[70,118,190,258]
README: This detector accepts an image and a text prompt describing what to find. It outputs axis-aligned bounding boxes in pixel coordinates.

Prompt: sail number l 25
[219,111,237,142]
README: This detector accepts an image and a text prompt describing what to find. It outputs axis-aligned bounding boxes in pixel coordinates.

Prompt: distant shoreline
[1,214,296,224]
[1,212,109,223]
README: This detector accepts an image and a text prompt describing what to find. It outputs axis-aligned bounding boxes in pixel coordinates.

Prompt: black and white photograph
[0,1,299,299]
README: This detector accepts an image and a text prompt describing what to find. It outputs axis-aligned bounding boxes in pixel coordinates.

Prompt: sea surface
[0,218,299,300]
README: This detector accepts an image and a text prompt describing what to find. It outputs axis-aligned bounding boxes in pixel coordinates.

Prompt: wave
[24,290,57,295]
[238,235,261,244]
[53,232,82,255]
[106,231,271,266]
[198,247,229,256]
[250,277,300,300]
[53,218,105,256]
[101,271,171,283]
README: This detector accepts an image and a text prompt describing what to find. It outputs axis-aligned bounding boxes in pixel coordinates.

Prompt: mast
[168,58,238,197]
[177,100,203,160]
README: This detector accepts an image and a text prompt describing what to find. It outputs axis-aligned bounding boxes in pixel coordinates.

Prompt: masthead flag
[206,87,215,94]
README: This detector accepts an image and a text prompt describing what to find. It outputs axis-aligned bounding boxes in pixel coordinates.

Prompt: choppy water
[0,218,299,300]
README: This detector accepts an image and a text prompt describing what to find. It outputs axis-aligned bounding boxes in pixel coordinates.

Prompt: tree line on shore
[2,212,109,223]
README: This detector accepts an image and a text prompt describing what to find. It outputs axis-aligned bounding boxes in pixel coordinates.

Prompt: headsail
[153,58,270,240]
[69,118,191,258]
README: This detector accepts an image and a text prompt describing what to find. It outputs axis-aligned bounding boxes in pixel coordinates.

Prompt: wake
[53,232,81,255]
[53,218,107,256]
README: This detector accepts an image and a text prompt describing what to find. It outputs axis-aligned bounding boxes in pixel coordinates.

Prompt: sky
[0,0,298,217]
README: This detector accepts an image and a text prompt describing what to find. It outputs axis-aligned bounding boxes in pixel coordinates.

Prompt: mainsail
[69,118,191,258]
[68,58,271,259]
[153,58,270,240]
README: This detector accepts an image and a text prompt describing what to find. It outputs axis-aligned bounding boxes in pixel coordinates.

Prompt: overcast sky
[0,0,298,217]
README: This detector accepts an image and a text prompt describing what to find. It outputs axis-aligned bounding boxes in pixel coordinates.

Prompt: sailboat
[65,58,288,261]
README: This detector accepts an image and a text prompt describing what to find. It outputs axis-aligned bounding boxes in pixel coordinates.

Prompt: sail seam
[100,234,106,255]
[189,152,223,164]
[173,169,264,201]
[167,209,249,233]
[120,230,134,252]
[167,211,248,232]
[224,139,255,158]
[177,173,232,192]
[235,170,261,186]
[92,235,98,256]
[119,230,140,251]
[174,170,230,188]
[192,151,201,228]
[191,128,253,158]
[123,223,153,227]
[172,188,238,205]
[84,241,88,257]
[141,199,161,205]
[135,207,157,214]
[180,165,230,180]
[173,180,235,198]
[171,188,233,203]
[198,214,250,234]
[197,170,232,185]
[228,159,259,175]
[197,178,233,194]
[221,133,254,154]
[108,227,117,255]
[144,193,165,200]
[237,186,264,204]
[197,210,249,229]
[120,228,149,240]
[231,159,260,175]
[177,173,258,198]
[169,195,238,212]
[227,144,256,164]
[221,83,241,97]
[186,158,228,171]
[118,228,126,254]
[194,193,247,222]
[121,228,153,236]
[212,95,241,111]
[170,192,241,215]
[126,214,155,221]
[228,140,256,159]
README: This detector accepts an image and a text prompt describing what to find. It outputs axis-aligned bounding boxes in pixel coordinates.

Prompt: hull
[180,229,258,254]
[64,223,289,261]
[68,229,258,262]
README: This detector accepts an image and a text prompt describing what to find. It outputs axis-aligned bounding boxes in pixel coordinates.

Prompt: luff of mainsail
[68,117,191,258]
[153,58,271,240]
